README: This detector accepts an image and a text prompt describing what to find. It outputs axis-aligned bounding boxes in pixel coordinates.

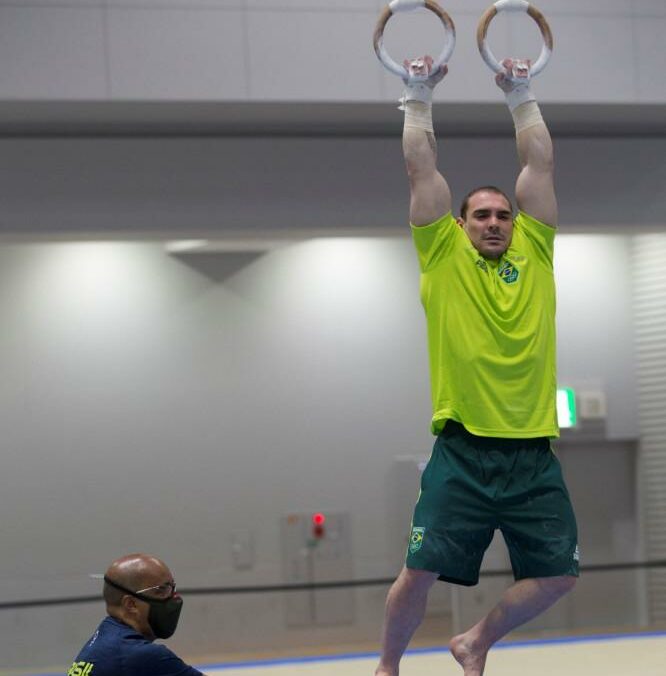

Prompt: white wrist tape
[399,81,433,107]
[504,83,535,112]
[403,101,434,133]
[511,99,543,133]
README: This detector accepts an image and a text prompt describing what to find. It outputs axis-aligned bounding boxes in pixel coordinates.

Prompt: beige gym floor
[199,633,666,676]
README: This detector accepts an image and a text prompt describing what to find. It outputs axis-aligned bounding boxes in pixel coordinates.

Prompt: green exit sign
[557,387,577,428]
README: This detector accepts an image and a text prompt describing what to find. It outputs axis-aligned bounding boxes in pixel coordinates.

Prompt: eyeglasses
[135,581,177,598]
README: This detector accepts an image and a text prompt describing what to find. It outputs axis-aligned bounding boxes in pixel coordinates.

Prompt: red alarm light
[312,512,326,539]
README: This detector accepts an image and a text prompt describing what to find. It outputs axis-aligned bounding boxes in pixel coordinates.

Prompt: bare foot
[449,634,487,676]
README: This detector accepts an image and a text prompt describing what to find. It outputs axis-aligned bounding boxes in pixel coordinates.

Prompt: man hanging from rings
[373,2,578,675]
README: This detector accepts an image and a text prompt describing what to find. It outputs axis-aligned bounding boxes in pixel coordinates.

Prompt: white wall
[555,235,638,440]
[0,230,640,669]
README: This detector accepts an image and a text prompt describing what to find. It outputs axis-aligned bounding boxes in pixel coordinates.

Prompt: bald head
[103,553,171,608]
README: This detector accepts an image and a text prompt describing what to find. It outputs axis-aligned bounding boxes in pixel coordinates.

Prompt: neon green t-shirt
[411,211,558,438]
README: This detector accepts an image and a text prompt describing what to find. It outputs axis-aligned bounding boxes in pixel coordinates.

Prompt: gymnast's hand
[402,55,448,89]
[495,57,531,92]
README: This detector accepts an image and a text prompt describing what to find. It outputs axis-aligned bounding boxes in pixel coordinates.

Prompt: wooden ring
[373,0,456,80]
[477,1,553,77]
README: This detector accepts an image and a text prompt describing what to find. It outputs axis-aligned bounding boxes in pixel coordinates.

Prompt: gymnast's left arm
[497,58,558,228]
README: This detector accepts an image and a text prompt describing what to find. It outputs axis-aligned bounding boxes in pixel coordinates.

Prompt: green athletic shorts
[406,420,579,586]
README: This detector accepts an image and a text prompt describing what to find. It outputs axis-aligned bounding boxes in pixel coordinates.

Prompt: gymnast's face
[457,191,513,260]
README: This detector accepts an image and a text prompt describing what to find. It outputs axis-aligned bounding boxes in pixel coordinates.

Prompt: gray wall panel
[0,2,662,107]
[0,135,664,239]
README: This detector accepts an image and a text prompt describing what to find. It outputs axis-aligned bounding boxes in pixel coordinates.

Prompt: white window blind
[632,233,666,622]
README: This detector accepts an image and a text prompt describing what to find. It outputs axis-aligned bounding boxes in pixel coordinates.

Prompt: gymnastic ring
[477,0,553,77]
[373,0,456,80]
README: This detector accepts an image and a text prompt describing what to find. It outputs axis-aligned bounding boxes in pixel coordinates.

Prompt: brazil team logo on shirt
[498,260,519,284]
[409,526,425,554]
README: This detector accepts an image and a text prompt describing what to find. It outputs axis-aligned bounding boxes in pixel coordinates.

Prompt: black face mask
[104,576,183,639]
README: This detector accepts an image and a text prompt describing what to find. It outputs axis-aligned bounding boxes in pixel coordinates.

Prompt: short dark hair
[460,186,513,220]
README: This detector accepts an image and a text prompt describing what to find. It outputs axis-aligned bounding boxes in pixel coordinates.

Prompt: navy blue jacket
[67,616,203,676]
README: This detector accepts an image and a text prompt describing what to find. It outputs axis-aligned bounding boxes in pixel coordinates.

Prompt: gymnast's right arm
[401,56,452,227]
